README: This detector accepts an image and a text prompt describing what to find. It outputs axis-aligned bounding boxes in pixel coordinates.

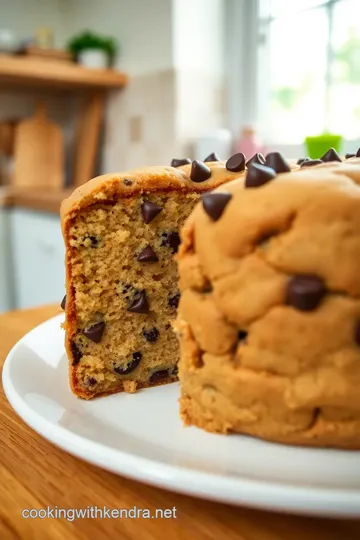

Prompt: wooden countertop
[1,304,360,540]
[0,186,71,214]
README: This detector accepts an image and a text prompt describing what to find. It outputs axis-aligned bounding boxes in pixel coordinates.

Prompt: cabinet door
[11,209,65,309]
[0,208,15,312]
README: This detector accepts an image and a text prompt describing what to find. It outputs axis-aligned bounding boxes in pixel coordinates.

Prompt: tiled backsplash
[103,68,226,173]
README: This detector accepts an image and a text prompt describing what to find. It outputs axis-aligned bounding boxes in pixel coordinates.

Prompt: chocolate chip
[238,330,247,341]
[88,236,98,247]
[114,352,142,375]
[127,290,149,314]
[354,321,360,346]
[356,148,360,157]
[121,283,132,294]
[137,245,158,263]
[61,294,66,310]
[149,369,169,384]
[123,178,133,186]
[246,153,265,168]
[71,341,82,365]
[143,327,159,342]
[226,152,246,173]
[141,200,163,224]
[190,160,211,182]
[202,282,213,293]
[83,321,105,343]
[297,158,309,165]
[300,159,323,168]
[265,152,291,173]
[204,152,220,162]
[346,153,356,159]
[202,192,232,221]
[287,275,326,311]
[172,365,179,376]
[168,293,180,309]
[161,231,181,253]
[320,148,342,163]
[87,377,97,386]
[245,163,276,188]
[171,158,192,167]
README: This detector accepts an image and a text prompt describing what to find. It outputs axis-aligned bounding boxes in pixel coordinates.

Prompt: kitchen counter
[0,186,71,214]
[1,304,360,539]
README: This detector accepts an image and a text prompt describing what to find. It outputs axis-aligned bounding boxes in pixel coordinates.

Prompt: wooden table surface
[1,305,360,540]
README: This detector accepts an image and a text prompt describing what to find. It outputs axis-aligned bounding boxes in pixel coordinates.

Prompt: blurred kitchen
[0,0,359,312]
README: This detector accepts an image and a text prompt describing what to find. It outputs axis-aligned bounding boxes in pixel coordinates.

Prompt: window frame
[225,0,360,157]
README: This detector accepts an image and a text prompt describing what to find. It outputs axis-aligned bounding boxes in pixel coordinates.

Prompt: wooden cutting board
[13,102,64,188]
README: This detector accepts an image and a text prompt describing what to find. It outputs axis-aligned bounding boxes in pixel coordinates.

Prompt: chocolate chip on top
[123,178,133,186]
[137,245,159,262]
[190,160,211,182]
[141,200,163,224]
[346,153,356,159]
[238,330,248,342]
[246,153,265,169]
[286,275,326,311]
[171,158,192,167]
[202,192,232,221]
[300,159,323,168]
[245,163,276,188]
[226,152,246,173]
[127,290,150,314]
[83,321,106,343]
[320,148,342,162]
[61,294,66,310]
[356,148,360,157]
[265,152,291,173]
[297,157,309,165]
[204,152,220,162]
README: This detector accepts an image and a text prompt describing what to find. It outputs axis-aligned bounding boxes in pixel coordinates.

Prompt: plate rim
[2,314,360,518]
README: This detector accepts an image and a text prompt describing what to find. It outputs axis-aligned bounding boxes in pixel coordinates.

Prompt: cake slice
[61,158,246,398]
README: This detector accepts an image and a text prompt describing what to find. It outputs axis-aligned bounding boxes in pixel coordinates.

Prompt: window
[258,0,360,143]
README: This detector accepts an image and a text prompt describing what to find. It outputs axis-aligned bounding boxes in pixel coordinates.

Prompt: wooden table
[1,305,360,540]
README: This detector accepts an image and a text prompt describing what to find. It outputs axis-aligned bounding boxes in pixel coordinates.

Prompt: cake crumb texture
[61,161,246,398]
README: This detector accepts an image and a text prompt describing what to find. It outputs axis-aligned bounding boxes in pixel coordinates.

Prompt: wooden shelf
[0,55,128,90]
[0,186,71,214]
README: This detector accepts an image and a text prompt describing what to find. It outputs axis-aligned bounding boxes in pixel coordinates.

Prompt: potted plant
[67,30,117,69]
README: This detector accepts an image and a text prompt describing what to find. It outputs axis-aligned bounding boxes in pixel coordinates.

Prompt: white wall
[61,0,174,76]
[0,0,66,47]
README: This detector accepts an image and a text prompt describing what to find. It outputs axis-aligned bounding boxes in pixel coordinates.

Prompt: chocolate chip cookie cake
[176,151,360,448]
[61,154,250,398]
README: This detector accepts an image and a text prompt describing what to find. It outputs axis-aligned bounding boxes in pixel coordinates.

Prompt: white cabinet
[0,207,14,313]
[11,209,65,309]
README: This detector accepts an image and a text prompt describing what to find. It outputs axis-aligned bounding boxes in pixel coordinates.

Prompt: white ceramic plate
[3,314,360,518]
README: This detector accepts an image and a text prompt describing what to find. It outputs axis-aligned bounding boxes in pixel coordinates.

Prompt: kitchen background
[0,0,359,313]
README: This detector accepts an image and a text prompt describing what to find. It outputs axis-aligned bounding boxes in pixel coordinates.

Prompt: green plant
[67,30,117,62]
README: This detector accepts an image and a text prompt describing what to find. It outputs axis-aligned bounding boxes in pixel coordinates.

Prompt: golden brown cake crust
[176,158,360,448]
[61,162,248,399]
